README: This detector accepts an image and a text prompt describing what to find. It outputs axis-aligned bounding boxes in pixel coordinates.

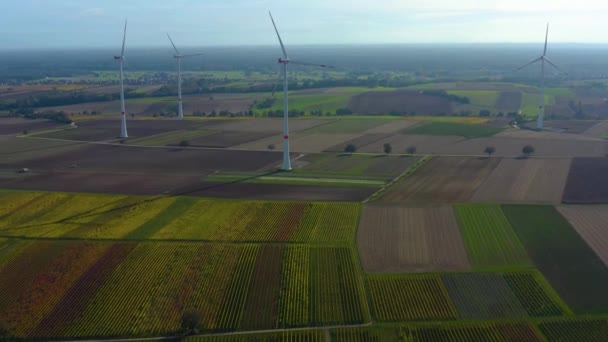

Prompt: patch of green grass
[448,90,499,108]
[521,92,555,116]
[206,173,383,188]
[503,205,608,314]
[455,204,531,270]
[128,130,216,146]
[545,87,575,97]
[403,121,503,138]
[295,153,419,179]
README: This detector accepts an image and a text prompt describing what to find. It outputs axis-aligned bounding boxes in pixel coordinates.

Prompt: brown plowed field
[496,91,523,112]
[558,206,608,267]
[379,157,500,203]
[210,118,328,133]
[530,120,600,134]
[348,90,453,115]
[38,119,222,142]
[496,129,600,141]
[563,158,608,203]
[361,120,419,134]
[324,134,391,152]
[439,137,607,157]
[472,158,571,203]
[358,134,464,154]
[0,118,65,135]
[583,121,608,138]
[357,205,470,273]
[234,133,361,153]
[185,131,274,148]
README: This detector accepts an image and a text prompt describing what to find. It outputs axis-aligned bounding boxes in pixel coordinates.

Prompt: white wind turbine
[114,20,128,138]
[167,34,204,120]
[516,23,566,130]
[269,12,334,171]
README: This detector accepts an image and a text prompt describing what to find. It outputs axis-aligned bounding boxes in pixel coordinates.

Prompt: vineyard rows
[0,241,367,339]
[538,318,608,342]
[0,191,360,243]
[185,330,325,341]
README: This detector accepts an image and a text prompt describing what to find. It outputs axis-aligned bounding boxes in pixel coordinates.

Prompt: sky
[1,0,608,49]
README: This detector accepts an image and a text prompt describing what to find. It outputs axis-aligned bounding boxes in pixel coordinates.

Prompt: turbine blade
[269,11,288,59]
[515,57,542,71]
[544,57,567,75]
[121,19,127,57]
[167,33,180,55]
[181,53,204,58]
[544,23,549,56]
[290,60,334,68]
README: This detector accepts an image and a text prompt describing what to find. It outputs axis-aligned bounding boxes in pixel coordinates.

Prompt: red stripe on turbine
[121,112,125,115]
[284,135,289,139]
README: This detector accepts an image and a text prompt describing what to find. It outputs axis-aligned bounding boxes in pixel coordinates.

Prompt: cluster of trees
[191,110,254,118]
[423,90,470,104]
[9,108,72,124]
[340,143,536,157]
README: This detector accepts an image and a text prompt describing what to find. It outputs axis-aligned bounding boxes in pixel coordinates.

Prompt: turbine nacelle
[278,58,289,64]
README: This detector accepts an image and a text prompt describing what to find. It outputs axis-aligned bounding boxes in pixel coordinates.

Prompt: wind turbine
[269,12,334,171]
[114,19,128,138]
[516,23,566,130]
[167,34,204,120]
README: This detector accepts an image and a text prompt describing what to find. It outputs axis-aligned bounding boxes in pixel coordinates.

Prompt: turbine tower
[516,23,566,130]
[269,12,333,171]
[114,20,128,138]
[167,34,203,120]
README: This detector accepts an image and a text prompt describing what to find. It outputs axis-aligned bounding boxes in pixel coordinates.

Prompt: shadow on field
[6,170,281,233]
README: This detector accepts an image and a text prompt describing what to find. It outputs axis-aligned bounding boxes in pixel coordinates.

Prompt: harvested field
[324,134,390,152]
[438,137,607,157]
[234,133,360,153]
[304,119,389,134]
[357,205,470,273]
[442,273,528,318]
[539,120,601,134]
[379,157,500,203]
[503,205,608,314]
[0,136,82,164]
[583,120,608,138]
[0,118,66,135]
[37,119,220,142]
[472,158,571,204]
[185,131,274,148]
[496,91,523,112]
[367,275,457,321]
[358,134,464,154]
[361,120,419,134]
[455,204,531,269]
[557,205,608,267]
[496,129,600,141]
[403,122,504,138]
[348,90,453,115]
[563,158,608,203]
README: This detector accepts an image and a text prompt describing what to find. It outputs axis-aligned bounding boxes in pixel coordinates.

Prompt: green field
[521,92,556,116]
[455,204,531,270]
[403,121,504,138]
[295,153,420,179]
[503,205,608,314]
[304,118,388,134]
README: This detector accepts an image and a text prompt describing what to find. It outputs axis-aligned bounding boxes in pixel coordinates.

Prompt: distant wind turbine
[516,23,566,130]
[167,34,204,120]
[114,20,128,138]
[269,12,334,171]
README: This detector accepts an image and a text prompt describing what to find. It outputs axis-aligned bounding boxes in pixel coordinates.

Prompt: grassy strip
[205,174,383,188]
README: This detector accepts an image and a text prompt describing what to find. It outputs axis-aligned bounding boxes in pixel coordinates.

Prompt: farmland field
[496,91,523,112]
[0,242,368,338]
[455,204,531,269]
[503,205,608,313]
[294,153,419,179]
[557,205,608,267]
[185,330,325,341]
[357,205,470,273]
[538,318,608,342]
[347,89,453,115]
[324,133,391,152]
[403,122,504,138]
[367,275,457,321]
[379,157,500,203]
[303,118,389,134]
[447,90,499,108]
[471,158,572,204]
[563,158,608,203]
[0,191,361,243]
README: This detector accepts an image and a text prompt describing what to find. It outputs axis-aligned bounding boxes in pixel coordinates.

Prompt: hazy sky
[2,0,608,49]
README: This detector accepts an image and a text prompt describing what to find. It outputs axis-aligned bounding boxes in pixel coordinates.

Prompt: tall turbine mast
[516,23,566,130]
[167,34,203,120]
[269,12,333,171]
[114,19,128,138]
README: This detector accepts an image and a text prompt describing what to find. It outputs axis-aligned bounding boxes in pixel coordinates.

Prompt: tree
[522,145,535,157]
[179,140,190,147]
[406,146,417,155]
[22,129,28,135]
[344,144,357,154]
[267,144,275,151]
[180,309,201,335]
[484,146,496,157]
[383,143,392,154]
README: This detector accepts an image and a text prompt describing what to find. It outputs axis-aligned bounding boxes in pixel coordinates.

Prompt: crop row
[185,330,325,341]
[0,191,360,243]
[0,241,367,339]
[368,271,565,322]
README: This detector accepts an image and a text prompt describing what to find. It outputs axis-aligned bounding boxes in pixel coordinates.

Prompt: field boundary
[363,156,432,203]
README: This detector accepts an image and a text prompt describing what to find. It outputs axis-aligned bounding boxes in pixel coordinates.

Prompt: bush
[344,144,357,154]
[180,309,201,334]
[179,140,190,147]
[383,143,392,154]
[267,144,276,151]
[522,145,535,156]
[406,146,417,154]
[484,146,496,156]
